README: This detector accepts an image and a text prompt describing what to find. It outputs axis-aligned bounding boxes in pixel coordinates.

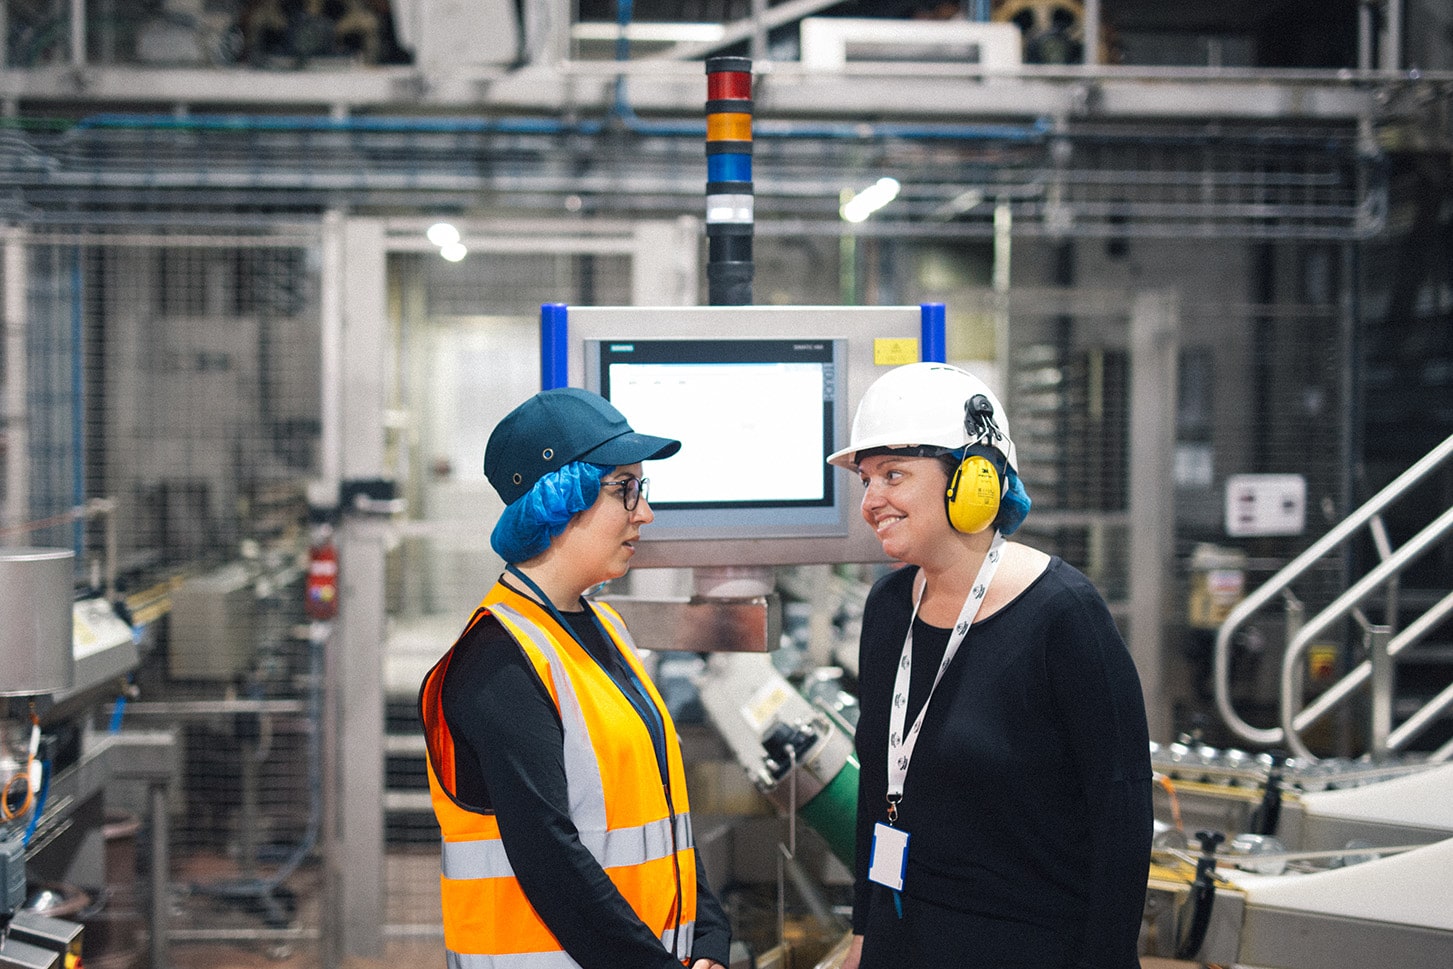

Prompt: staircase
[1214,433,1453,762]
[385,695,437,845]
[381,617,457,845]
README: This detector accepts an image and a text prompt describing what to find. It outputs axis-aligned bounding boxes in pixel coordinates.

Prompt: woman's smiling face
[856,452,952,563]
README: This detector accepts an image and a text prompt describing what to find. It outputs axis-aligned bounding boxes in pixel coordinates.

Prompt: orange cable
[1157,773,1184,831]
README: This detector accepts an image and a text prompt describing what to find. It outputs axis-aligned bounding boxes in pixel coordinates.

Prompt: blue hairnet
[491,461,611,563]
[996,469,1032,537]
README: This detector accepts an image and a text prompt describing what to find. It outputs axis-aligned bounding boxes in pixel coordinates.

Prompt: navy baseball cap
[484,387,681,505]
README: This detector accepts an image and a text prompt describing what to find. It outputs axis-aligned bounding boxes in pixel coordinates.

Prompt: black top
[439,602,732,969]
[852,557,1152,969]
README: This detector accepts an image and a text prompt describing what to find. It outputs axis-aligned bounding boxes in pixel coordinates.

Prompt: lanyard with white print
[885,529,1005,822]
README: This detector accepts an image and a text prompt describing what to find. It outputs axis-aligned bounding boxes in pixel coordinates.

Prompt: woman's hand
[688,960,726,969]
[839,933,865,969]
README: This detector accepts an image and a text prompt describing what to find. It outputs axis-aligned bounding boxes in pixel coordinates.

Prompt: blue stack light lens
[707,153,752,183]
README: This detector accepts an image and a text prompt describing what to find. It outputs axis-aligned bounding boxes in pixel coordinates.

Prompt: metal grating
[1,116,1381,241]
[3,230,328,967]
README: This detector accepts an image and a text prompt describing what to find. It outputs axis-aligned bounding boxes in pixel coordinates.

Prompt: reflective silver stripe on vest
[447,950,578,969]
[587,605,699,856]
[490,603,608,834]
[441,811,694,878]
[575,603,697,964]
[446,920,695,969]
[440,835,510,879]
[667,917,696,961]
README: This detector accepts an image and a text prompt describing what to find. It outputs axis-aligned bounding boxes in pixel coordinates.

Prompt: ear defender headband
[944,394,1008,534]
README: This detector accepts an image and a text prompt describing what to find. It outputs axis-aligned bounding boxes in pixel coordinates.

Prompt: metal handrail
[1213,431,1453,750]
[1386,593,1453,758]
[1285,587,1453,755]
[1278,506,1453,759]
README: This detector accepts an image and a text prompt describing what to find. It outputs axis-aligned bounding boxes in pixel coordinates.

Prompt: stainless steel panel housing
[0,547,75,696]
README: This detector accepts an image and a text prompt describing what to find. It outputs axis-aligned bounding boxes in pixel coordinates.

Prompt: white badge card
[868,822,910,891]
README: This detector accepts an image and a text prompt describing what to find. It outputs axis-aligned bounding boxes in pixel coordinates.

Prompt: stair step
[386,732,427,755]
[385,790,434,813]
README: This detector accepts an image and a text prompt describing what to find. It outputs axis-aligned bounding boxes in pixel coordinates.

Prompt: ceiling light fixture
[426,222,461,247]
[840,177,901,223]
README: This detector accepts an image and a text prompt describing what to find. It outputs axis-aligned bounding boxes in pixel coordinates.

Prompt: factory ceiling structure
[0,0,1447,242]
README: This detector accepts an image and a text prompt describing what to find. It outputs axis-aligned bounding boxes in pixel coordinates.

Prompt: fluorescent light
[840,177,901,223]
[571,22,725,43]
[936,188,984,218]
[427,222,461,247]
[440,242,467,262]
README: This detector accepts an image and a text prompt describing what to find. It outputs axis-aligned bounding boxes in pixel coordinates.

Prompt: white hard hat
[827,362,1017,471]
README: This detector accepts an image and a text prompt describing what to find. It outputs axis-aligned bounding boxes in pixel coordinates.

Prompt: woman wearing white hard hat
[832,363,1152,969]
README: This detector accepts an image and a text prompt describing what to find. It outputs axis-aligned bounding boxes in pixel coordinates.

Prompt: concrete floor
[136,848,1206,969]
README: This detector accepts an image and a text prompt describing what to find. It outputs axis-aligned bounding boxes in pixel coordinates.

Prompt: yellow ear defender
[945,446,1005,534]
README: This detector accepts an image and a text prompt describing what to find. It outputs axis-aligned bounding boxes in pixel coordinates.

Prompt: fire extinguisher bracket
[341,477,406,516]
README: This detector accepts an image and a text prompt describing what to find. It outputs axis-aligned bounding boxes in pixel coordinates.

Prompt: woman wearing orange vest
[420,387,731,969]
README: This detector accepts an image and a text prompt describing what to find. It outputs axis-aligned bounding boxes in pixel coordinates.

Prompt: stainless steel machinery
[0,546,175,969]
[1143,742,1453,967]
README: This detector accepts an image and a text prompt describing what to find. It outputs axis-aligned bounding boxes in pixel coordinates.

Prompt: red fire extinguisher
[305,524,339,621]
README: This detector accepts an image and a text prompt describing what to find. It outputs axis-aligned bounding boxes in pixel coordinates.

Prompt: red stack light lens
[707,71,752,102]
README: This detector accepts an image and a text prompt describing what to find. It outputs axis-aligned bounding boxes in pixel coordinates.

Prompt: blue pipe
[22,761,51,847]
[600,0,716,137]
[72,111,1053,145]
[74,113,609,136]
[71,108,1362,149]
[755,117,1051,142]
[109,689,128,733]
[615,0,633,67]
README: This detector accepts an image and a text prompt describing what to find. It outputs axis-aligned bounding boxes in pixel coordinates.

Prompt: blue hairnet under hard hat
[491,461,611,563]
[998,469,1032,537]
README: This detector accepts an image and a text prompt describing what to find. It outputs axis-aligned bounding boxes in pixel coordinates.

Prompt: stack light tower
[693,57,864,876]
[704,56,754,307]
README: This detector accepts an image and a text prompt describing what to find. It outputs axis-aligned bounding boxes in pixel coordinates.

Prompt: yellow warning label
[1308,644,1338,683]
[873,338,920,366]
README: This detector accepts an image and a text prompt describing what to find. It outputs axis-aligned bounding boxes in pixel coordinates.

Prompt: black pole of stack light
[705,56,754,306]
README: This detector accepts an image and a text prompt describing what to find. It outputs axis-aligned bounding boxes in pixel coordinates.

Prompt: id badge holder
[868,822,909,891]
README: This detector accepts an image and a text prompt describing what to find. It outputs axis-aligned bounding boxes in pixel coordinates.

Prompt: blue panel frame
[545,300,949,386]
[920,302,946,363]
[540,302,569,389]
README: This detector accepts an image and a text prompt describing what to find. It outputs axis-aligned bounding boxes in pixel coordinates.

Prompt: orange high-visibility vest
[420,581,698,967]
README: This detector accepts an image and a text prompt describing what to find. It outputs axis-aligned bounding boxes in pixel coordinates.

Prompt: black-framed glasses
[601,475,649,511]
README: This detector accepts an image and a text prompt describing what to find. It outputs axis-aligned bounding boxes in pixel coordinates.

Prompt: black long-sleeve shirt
[852,557,1152,969]
[439,605,732,969]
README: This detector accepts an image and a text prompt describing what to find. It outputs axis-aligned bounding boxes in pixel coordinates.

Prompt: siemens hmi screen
[585,338,848,542]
